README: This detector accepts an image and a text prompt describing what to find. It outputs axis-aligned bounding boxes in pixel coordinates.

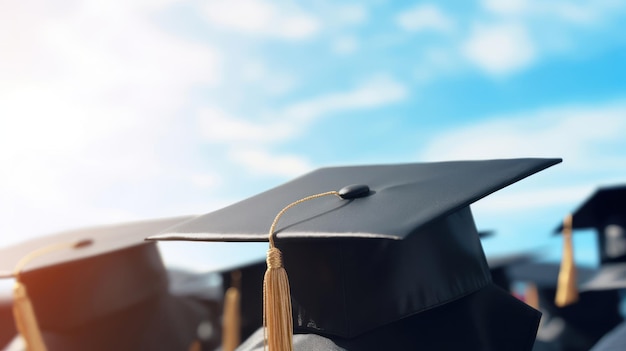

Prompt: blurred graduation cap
[0,215,219,351]
[508,261,623,351]
[557,185,626,264]
[161,244,268,351]
[553,185,626,305]
[150,158,561,350]
[479,229,539,291]
[486,252,536,292]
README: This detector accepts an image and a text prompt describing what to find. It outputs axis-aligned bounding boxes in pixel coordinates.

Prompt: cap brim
[580,263,626,291]
[506,261,597,288]
[149,158,561,243]
[0,215,196,276]
[554,184,626,233]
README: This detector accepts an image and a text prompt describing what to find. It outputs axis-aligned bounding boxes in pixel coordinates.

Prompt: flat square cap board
[148,158,560,347]
[558,185,626,230]
[0,215,197,277]
[554,184,626,291]
[151,158,561,242]
[555,185,626,265]
[0,215,218,351]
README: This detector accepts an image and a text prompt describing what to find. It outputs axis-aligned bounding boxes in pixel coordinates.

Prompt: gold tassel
[524,283,540,310]
[263,247,293,351]
[12,281,47,351]
[222,270,242,351]
[263,191,340,351]
[555,214,578,307]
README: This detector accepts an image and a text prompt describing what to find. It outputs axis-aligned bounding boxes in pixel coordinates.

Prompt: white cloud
[228,149,313,178]
[396,4,455,33]
[419,102,626,162]
[481,0,625,25]
[481,0,528,15]
[197,75,408,176]
[283,75,408,121]
[0,0,223,245]
[418,101,626,212]
[203,0,320,40]
[332,35,359,55]
[197,106,295,144]
[462,22,536,75]
[190,173,222,189]
[198,74,407,144]
[472,184,596,214]
[335,4,368,25]
[239,61,297,96]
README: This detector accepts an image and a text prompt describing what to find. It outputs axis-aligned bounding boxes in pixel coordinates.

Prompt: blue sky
[1,0,625,271]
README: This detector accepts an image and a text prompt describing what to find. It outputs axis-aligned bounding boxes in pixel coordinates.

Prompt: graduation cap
[508,261,623,351]
[554,185,626,305]
[149,158,561,350]
[163,248,267,351]
[557,185,626,264]
[0,215,218,351]
[479,229,540,291]
[485,252,536,292]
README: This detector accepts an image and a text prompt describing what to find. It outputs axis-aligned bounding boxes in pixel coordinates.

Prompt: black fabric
[221,262,265,342]
[532,287,622,351]
[508,262,623,351]
[40,292,212,351]
[152,159,561,242]
[590,322,626,351]
[560,185,626,230]
[555,185,626,264]
[22,243,167,330]
[236,284,541,351]
[3,228,215,350]
[147,158,560,348]
[281,208,491,338]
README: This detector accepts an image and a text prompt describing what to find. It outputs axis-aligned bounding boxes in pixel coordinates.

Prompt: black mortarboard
[554,185,626,296]
[149,158,561,350]
[557,185,626,264]
[486,252,536,292]
[0,215,217,351]
[508,262,623,351]
[219,261,265,345]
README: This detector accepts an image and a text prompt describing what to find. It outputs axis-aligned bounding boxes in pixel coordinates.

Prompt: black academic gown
[236,284,540,351]
[589,322,626,351]
[531,288,622,351]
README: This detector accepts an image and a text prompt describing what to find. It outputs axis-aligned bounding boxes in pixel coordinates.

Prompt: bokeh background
[2,0,626,271]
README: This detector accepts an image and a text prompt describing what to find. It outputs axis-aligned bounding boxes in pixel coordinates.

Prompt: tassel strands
[12,282,47,351]
[263,191,340,351]
[264,248,293,351]
[555,214,578,307]
[222,270,242,351]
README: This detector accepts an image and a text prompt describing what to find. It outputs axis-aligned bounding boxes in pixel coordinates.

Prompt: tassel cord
[263,191,340,351]
[555,214,578,307]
